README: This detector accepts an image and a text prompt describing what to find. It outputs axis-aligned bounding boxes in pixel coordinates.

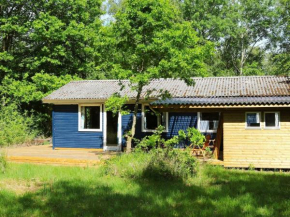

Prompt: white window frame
[141,104,168,133]
[197,112,219,133]
[245,112,261,129]
[264,112,280,130]
[78,104,102,132]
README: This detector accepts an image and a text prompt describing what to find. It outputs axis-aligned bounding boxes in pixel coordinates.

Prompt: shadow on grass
[1,167,290,217]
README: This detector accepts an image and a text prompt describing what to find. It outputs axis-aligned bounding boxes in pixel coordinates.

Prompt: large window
[245,112,261,128]
[199,112,219,132]
[264,112,280,129]
[79,105,102,131]
[142,105,168,132]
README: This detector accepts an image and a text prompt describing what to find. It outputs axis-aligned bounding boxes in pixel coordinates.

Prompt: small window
[79,105,102,131]
[199,112,219,132]
[246,112,261,128]
[142,105,167,132]
[265,112,280,129]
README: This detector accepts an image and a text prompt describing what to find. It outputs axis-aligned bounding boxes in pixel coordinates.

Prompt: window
[142,105,168,132]
[199,112,219,132]
[264,112,280,129]
[245,112,261,128]
[79,105,102,131]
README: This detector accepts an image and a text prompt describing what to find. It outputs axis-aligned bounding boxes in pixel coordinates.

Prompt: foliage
[0,0,102,79]
[0,74,79,136]
[137,126,166,150]
[103,148,197,180]
[0,0,102,136]
[104,0,213,150]
[105,94,130,116]
[0,151,8,174]
[269,0,290,75]
[181,0,278,76]
[186,127,205,147]
[102,151,152,178]
[0,103,36,146]
[0,0,289,138]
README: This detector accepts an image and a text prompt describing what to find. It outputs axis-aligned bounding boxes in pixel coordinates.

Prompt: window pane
[246,113,260,127]
[82,106,100,129]
[265,113,276,127]
[144,106,158,130]
[200,113,219,131]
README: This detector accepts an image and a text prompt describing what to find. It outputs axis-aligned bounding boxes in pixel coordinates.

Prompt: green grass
[0,163,290,217]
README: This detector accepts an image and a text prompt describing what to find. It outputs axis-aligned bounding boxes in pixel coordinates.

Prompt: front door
[106,111,118,146]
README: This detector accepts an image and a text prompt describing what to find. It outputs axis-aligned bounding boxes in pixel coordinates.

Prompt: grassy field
[0,163,290,217]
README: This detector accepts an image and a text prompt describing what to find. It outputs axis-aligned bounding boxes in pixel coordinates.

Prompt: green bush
[102,151,152,178]
[0,152,8,173]
[103,148,197,180]
[0,103,36,146]
[104,126,202,181]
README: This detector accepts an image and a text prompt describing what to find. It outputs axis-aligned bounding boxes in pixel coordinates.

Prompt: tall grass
[0,151,7,173]
[1,163,290,217]
[0,103,36,146]
[103,148,197,180]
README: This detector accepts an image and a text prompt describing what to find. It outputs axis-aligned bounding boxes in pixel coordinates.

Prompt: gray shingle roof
[43,76,290,105]
[150,96,290,106]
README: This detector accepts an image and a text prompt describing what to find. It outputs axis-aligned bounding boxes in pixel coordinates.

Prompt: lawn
[0,163,290,217]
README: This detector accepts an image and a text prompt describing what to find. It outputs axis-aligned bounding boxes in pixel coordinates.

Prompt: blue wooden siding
[122,111,199,146]
[53,105,103,149]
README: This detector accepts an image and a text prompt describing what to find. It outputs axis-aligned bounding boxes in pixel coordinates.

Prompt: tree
[105,0,213,151]
[269,0,290,75]
[180,0,277,76]
[0,0,103,135]
[0,0,102,80]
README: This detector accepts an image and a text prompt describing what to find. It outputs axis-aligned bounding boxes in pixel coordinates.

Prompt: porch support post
[103,104,107,151]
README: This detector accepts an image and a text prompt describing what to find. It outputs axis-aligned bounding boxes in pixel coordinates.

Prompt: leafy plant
[0,102,36,146]
[137,126,165,151]
[105,94,130,116]
[103,148,197,181]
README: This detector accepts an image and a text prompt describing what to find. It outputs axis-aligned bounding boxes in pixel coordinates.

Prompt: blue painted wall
[121,109,199,146]
[53,104,216,149]
[53,105,103,149]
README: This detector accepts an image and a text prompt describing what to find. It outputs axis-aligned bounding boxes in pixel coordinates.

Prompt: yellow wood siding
[223,110,290,168]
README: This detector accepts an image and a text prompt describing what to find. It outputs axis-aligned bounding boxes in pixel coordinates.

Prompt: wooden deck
[1,145,117,166]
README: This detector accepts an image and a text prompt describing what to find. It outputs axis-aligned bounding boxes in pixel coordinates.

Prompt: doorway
[106,111,118,146]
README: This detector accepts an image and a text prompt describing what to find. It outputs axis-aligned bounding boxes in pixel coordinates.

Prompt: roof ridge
[70,75,287,83]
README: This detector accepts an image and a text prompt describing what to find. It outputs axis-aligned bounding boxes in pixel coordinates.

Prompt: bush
[0,103,36,146]
[103,148,197,180]
[102,151,152,178]
[145,148,197,180]
[0,151,8,174]
[103,126,202,181]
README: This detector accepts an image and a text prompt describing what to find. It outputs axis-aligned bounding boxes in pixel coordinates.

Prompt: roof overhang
[150,97,290,108]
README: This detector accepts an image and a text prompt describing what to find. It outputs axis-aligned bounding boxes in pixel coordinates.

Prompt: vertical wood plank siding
[53,105,103,148]
[121,110,198,146]
[223,110,290,168]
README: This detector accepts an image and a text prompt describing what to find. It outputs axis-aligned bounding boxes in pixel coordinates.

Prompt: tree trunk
[126,85,143,153]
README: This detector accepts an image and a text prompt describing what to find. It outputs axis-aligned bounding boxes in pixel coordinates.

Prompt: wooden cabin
[43,76,290,169]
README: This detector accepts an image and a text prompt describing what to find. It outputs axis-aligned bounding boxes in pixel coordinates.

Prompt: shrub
[103,148,197,180]
[146,148,197,180]
[0,151,8,174]
[102,151,152,178]
[0,103,36,146]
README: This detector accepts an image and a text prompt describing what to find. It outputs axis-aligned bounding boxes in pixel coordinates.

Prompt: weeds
[0,151,8,173]
[103,148,197,181]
